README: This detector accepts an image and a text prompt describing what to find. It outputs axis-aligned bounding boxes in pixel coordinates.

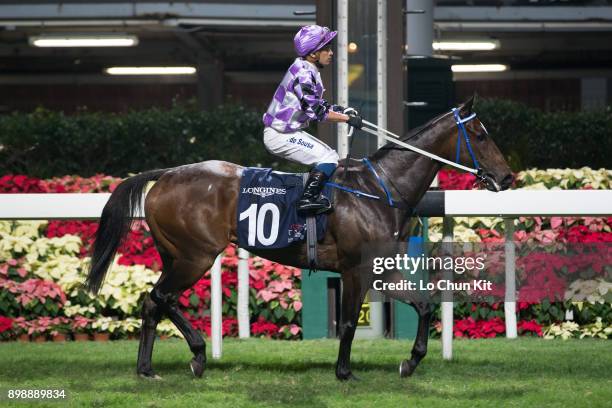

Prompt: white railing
[438,189,612,359]
[2,189,611,360]
[0,193,233,358]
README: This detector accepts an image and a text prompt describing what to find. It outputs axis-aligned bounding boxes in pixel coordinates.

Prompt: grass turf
[0,338,610,407]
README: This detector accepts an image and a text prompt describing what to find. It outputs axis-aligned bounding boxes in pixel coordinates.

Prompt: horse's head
[445,95,513,191]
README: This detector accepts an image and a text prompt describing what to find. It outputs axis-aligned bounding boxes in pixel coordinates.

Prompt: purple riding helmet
[294,25,338,57]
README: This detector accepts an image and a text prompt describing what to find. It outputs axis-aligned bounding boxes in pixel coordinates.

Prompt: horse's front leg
[378,269,433,378]
[400,301,433,377]
[335,271,367,381]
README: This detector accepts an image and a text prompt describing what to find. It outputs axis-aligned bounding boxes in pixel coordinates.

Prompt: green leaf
[550,305,559,318]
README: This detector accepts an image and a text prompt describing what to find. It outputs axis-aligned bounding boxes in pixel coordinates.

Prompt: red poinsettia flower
[0,316,13,333]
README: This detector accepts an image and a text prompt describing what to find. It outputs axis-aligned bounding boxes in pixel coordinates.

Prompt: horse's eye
[476,132,486,142]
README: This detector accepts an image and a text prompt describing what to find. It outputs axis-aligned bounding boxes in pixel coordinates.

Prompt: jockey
[262,24,362,215]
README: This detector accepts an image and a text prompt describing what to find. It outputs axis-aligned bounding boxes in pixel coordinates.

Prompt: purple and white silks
[262,58,335,133]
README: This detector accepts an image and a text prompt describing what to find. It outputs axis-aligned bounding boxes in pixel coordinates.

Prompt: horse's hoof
[336,371,359,381]
[190,355,205,378]
[399,359,416,378]
[138,372,163,381]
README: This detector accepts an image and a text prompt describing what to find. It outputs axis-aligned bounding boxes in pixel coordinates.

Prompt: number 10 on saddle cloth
[237,168,329,249]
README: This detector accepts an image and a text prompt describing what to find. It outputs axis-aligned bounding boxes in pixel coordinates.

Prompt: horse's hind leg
[152,255,218,378]
[137,288,164,379]
[157,256,216,377]
[137,250,219,379]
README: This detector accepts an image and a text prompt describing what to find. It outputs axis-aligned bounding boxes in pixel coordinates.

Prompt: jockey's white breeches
[263,127,339,166]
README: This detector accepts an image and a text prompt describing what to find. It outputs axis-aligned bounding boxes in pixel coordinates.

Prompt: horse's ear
[461,93,477,114]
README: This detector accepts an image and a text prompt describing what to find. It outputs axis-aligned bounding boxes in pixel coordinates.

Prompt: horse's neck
[370,129,449,206]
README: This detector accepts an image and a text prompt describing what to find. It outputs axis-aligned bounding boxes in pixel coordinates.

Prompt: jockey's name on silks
[237,168,328,249]
[287,137,315,150]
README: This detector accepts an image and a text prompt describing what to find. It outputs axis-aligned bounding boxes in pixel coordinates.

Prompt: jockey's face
[316,45,333,66]
[308,45,333,67]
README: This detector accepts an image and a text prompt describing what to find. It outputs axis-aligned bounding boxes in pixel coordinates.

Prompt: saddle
[237,168,331,252]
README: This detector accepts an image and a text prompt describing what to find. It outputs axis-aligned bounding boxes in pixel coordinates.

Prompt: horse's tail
[85,169,168,294]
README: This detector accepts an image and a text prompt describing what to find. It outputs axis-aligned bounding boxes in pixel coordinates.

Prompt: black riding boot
[297,170,332,215]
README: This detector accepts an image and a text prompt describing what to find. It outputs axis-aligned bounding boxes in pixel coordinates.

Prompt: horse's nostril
[501,174,514,189]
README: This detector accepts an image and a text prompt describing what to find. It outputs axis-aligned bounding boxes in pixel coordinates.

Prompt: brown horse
[85,97,512,380]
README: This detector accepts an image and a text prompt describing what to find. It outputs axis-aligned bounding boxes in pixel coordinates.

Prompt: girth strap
[302,173,318,272]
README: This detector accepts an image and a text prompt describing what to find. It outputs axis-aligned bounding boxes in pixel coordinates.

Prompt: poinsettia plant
[71,315,93,335]
[0,316,14,340]
[1,170,610,340]
[49,317,72,336]
[432,167,612,338]
[0,278,66,317]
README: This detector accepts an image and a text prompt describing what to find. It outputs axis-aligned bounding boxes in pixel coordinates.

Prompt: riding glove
[347,115,363,129]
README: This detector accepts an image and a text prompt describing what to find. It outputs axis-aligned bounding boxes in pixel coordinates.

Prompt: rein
[360,109,483,176]
[328,107,485,209]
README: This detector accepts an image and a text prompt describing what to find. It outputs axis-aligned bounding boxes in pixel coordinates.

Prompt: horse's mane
[369,109,452,160]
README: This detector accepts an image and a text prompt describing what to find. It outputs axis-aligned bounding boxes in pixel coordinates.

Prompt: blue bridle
[327,107,485,208]
[452,108,480,171]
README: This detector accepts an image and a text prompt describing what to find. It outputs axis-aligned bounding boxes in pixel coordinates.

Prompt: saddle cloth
[237,168,329,250]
